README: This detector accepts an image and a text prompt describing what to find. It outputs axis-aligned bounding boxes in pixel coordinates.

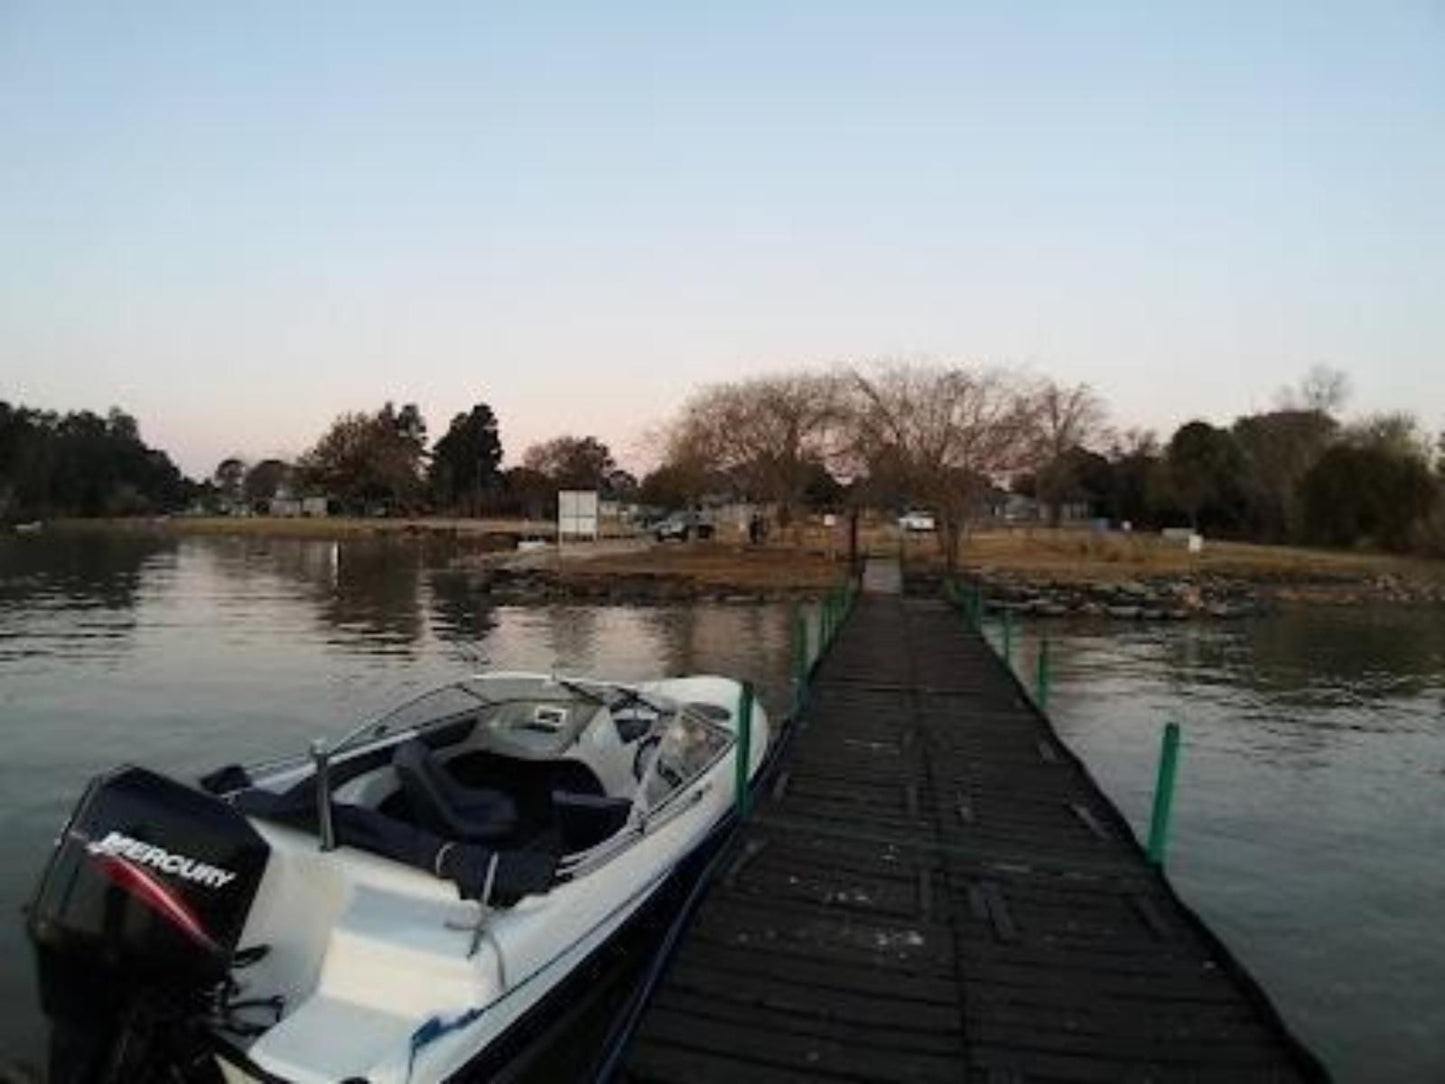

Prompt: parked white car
[898,510,936,532]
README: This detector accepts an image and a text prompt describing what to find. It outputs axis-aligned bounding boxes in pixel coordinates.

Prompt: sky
[2,1,1442,477]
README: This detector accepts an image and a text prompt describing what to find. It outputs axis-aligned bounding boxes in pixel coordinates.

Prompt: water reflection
[320,542,426,651]
[427,569,499,646]
[1146,607,1445,708]
[0,531,172,608]
[1247,606,1445,707]
[0,533,175,662]
[196,537,433,654]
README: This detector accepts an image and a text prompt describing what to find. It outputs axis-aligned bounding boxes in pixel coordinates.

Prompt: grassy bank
[38,517,1442,596]
[554,542,842,592]
[946,528,1445,585]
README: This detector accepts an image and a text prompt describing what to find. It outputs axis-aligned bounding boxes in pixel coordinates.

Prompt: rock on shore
[906,568,1445,620]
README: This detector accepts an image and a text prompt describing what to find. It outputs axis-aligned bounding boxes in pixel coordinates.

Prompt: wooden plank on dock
[618,562,1327,1083]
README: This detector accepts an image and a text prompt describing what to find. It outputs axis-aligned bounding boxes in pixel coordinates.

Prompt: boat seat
[392,739,518,844]
[552,791,633,851]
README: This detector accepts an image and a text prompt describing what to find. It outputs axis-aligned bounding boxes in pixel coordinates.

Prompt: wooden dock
[616,565,1326,1082]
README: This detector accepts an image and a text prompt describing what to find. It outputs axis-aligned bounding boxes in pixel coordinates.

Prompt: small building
[265,495,329,518]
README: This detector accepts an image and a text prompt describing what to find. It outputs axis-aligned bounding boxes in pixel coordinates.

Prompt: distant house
[265,494,330,518]
[996,493,1093,524]
[1000,493,1040,522]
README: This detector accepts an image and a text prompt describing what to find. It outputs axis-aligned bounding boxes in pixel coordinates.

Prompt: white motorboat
[27,671,769,1083]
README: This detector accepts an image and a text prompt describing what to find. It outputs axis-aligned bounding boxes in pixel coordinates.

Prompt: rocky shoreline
[449,564,826,605]
[451,560,1445,614]
[908,568,1445,621]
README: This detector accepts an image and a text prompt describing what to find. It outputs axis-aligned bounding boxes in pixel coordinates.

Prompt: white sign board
[558,490,599,541]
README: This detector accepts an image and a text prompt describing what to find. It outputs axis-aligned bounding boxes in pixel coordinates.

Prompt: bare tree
[1030,379,1108,525]
[667,372,845,527]
[1232,409,1336,541]
[844,363,1036,570]
[1276,364,1351,414]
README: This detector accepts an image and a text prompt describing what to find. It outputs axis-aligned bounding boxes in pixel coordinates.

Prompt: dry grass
[949,528,1445,584]
[557,541,843,590]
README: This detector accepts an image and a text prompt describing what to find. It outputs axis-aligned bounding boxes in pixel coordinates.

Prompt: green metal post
[1146,722,1182,867]
[734,682,755,819]
[1035,638,1051,710]
[792,610,808,714]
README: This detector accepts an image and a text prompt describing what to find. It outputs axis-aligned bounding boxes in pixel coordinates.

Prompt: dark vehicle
[654,512,714,542]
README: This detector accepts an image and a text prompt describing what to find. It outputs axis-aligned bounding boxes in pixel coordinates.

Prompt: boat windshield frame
[330,679,497,755]
[326,674,686,759]
[634,704,735,819]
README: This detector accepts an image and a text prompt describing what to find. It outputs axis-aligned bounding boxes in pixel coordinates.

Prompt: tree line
[5,364,1442,562]
[205,402,638,521]
[0,402,189,520]
[642,363,1443,563]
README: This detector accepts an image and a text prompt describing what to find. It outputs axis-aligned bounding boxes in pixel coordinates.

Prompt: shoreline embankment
[18,518,1445,613]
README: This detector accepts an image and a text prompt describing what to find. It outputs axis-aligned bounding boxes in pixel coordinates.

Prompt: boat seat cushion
[552,790,632,851]
[392,739,518,844]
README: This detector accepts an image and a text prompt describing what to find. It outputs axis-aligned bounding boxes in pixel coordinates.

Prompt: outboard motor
[27,766,270,1082]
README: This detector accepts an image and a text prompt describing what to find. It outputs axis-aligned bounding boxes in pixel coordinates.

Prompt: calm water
[1012,611,1445,1084]
[2,534,1443,1081]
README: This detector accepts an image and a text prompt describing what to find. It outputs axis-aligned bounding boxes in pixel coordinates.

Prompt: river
[1,532,1442,1081]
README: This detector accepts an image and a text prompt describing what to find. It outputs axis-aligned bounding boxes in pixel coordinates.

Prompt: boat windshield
[330,675,649,759]
[641,709,732,810]
[332,681,494,754]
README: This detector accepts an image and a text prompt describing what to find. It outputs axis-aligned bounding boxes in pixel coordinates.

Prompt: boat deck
[616,577,1325,1082]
